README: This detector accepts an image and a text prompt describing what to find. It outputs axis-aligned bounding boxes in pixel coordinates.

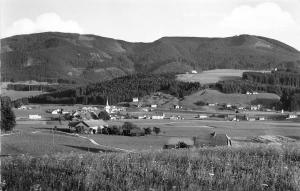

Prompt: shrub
[144,127,152,135]
[153,127,161,135]
[98,111,110,121]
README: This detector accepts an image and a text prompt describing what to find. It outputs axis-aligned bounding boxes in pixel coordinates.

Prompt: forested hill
[1,32,300,83]
[28,73,202,105]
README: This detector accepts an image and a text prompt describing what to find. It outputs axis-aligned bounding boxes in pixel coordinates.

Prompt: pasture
[1,89,45,101]
[181,89,280,108]
[176,69,251,84]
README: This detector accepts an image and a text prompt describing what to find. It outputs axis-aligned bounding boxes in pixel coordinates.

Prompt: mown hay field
[2,144,300,190]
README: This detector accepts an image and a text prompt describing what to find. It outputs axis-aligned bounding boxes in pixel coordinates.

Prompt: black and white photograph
[1,0,300,190]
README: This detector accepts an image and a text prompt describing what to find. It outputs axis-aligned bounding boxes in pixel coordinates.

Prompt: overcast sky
[1,0,300,50]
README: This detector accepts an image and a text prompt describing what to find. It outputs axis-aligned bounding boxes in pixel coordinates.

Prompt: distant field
[1,89,46,100]
[181,89,280,108]
[176,69,269,84]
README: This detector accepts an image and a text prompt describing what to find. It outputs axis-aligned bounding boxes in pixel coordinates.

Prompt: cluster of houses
[246,91,259,95]
[205,102,264,111]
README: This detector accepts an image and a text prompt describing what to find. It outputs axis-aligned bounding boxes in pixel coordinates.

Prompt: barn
[164,137,194,149]
[194,132,232,147]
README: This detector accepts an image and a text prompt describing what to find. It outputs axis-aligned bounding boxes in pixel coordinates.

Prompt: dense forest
[242,71,300,88]
[28,73,202,105]
[216,71,300,95]
[216,70,300,111]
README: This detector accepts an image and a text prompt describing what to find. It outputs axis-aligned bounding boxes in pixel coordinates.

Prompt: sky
[1,0,300,50]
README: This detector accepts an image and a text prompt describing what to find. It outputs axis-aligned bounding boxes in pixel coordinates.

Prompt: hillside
[1,32,300,83]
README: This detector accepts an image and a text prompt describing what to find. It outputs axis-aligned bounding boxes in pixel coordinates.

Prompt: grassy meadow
[2,144,300,190]
[176,69,254,84]
[181,89,280,108]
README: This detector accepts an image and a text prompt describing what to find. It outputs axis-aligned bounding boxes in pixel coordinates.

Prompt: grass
[1,144,300,190]
[1,89,46,101]
[181,89,280,108]
[176,69,253,84]
[1,124,115,156]
[3,118,300,156]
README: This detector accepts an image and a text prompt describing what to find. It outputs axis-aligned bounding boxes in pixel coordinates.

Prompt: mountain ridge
[1,32,300,84]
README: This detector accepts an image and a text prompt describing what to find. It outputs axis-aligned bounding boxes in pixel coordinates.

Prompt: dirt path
[32,130,134,153]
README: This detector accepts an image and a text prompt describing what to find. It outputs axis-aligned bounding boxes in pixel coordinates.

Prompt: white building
[287,114,298,119]
[151,113,165,119]
[105,99,111,113]
[151,104,157,108]
[198,114,209,119]
[191,70,198,74]
[132,97,139,102]
[29,114,42,120]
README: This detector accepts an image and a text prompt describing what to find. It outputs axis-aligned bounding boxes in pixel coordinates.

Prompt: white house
[132,97,139,102]
[226,104,232,108]
[191,70,198,74]
[198,114,209,119]
[151,113,165,119]
[29,114,42,120]
[138,115,146,119]
[51,109,62,115]
[287,114,298,119]
[151,104,157,108]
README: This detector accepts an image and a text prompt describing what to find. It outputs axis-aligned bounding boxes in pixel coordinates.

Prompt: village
[12,95,299,150]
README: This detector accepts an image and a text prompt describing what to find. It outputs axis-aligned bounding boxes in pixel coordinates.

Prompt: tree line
[242,71,300,88]
[28,73,202,105]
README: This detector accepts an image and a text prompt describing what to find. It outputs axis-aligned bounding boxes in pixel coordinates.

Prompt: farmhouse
[68,120,108,134]
[226,114,237,121]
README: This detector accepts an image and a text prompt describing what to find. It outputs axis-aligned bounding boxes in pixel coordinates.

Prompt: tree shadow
[63,145,119,153]
[35,127,71,133]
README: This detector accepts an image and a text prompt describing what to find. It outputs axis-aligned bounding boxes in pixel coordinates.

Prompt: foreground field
[2,144,300,190]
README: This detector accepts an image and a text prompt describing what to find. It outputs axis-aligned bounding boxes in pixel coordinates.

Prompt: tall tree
[1,96,16,132]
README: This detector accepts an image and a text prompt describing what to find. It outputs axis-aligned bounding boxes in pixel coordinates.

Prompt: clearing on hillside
[176,69,269,84]
[181,89,280,108]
